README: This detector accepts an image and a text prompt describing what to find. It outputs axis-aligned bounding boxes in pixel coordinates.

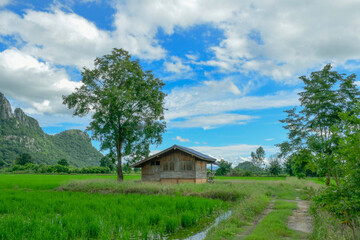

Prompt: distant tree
[216,159,232,176]
[63,48,166,181]
[251,146,265,175]
[283,158,294,176]
[268,155,282,176]
[57,159,69,166]
[0,159,5,168]
[122,163,131,174]
[15,153,32,165]
[100,155,115,171]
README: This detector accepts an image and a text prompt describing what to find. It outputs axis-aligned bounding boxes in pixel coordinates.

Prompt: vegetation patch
[244,200,301,240]
[0,189,227,239]
[215,176,286,181]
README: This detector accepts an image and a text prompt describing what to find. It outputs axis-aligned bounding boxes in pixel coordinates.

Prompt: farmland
[0,174,348,239]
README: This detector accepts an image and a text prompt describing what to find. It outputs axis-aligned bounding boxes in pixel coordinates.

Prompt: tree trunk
[116,132,123,182]
[326,173,330,186]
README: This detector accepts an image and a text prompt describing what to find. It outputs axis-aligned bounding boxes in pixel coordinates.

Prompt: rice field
[0,174,228,239]
[0,190,226,239]
[0,174,319,240]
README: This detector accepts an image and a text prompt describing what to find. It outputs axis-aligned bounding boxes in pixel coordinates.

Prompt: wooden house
[130,145,217,183]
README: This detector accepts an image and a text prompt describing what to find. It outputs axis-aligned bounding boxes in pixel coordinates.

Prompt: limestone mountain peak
[0,92,13,119]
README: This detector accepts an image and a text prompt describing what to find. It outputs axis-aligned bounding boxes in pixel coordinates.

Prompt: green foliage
[278,64,360,183]
[215,159,232,176]
[57,159,69,166]
[63,48,166,181]
[0,159,5,168]
[312,104,360,239]
[290,149,316,179]
[99,156,115,170]
[3,163,111,174]
[15,153,33,165]
[268,157,282,176]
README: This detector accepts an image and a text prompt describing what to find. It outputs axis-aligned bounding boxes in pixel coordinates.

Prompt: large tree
[278,64,360,184]
[63,48,166,181]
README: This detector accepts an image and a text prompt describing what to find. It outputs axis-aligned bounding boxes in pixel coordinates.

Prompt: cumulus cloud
[111,0,360,82]
[192,144,277,166]
[175,136,190,142]
[164,56,191,73]
[0,48,82,114]
[170,113,256,130]
[165,78,299,128]
[0,9,113,68]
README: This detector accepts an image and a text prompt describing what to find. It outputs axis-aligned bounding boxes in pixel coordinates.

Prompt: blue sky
[1,0,360,165]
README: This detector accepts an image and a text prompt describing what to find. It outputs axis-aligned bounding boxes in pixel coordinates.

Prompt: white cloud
[2,1,360,82]
[175,136,190,142]
[265,138,274,141]
[164,56,191,73]
[0,0,10,7]
[0,48,82,114]
[165,78,299,128]
[192,144,277,166]
[112,0,360,82]
[170,113,256,129]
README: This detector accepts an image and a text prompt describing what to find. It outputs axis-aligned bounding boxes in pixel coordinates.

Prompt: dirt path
[236,198,275,240]
[287,197,313,234]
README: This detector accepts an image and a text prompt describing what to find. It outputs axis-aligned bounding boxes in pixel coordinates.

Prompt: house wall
[141,149,207,183]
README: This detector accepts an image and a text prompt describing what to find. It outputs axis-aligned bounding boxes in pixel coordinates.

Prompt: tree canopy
[63,48,166,181]
[278,64,360,184]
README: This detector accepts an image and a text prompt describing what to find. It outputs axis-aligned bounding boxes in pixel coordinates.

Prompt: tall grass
[0,174,139,190]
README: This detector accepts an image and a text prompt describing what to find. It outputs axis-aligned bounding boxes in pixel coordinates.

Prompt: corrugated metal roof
[130,144,217,167]
[173,145,216,160]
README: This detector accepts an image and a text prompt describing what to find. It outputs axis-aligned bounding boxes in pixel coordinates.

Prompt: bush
[57,159,69,166]
[15,153,33,165]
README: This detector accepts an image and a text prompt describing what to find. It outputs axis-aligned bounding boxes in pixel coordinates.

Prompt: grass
[204,177,319,240]
[245,200,301,240]
[0,174,140,190]
[215,176,286,181]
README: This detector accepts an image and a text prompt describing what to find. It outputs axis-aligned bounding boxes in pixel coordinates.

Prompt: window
[170,162,175,171]
[151,161,160,166]
[186,161,193,171]
[181,161,186,171]
[150,161,155,166]
[163,162,168,171]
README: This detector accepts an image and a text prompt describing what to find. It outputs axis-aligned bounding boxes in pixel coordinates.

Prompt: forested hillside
[0,93,103,167]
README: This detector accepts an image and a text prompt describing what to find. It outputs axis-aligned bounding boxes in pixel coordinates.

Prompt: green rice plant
[181,211,197,228]
[165,217,178,233]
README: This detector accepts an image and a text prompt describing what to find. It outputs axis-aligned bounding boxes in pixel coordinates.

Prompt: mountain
[234,161,258,171]
[0,93,103,167]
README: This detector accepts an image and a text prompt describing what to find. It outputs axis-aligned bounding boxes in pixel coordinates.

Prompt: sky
[1,0,360,166]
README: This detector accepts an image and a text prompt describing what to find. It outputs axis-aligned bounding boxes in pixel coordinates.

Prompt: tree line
[215,146,283,177]
[0,153,140,175]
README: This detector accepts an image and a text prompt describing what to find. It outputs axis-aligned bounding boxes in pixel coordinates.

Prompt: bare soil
[287,197,313,234]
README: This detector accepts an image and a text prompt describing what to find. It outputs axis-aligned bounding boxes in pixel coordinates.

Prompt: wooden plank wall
[141,149,207,183]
